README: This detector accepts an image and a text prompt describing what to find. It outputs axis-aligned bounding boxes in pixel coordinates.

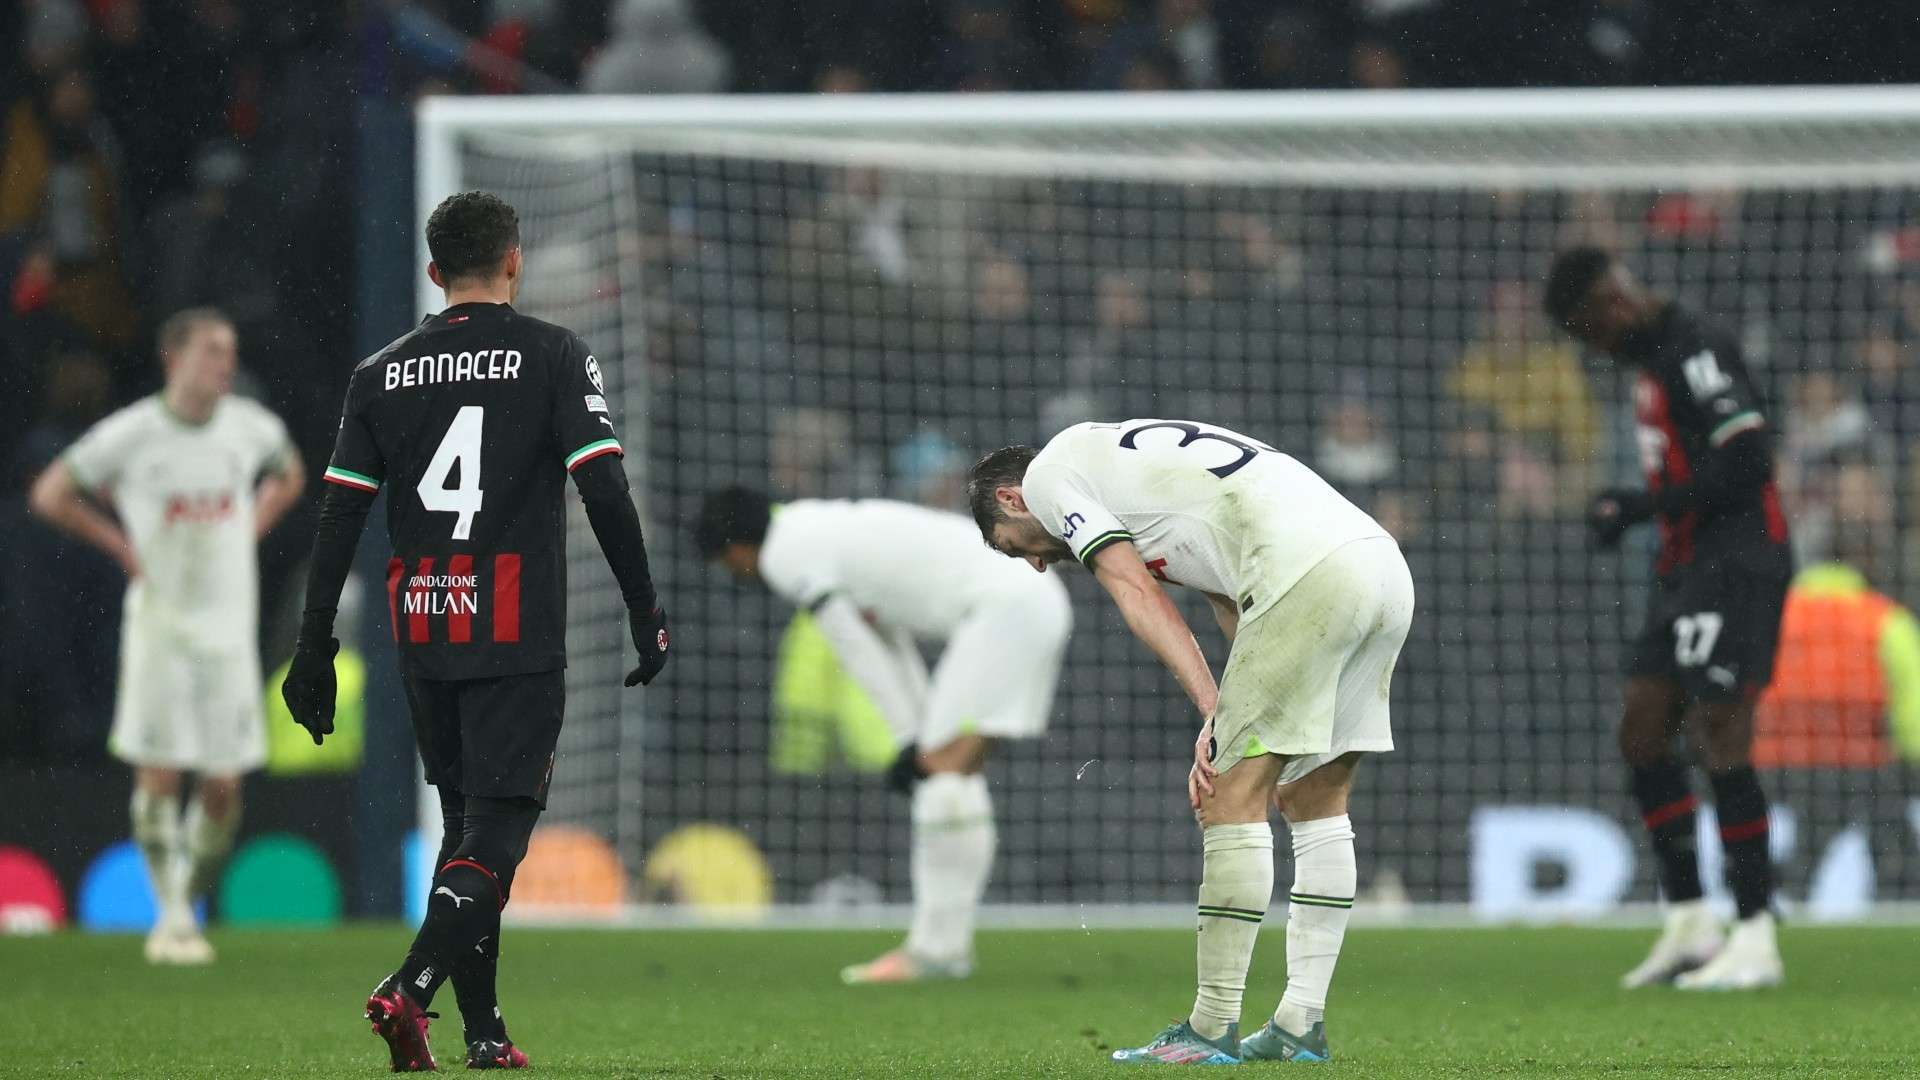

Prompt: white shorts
[905,583,1073,749]
[109,631,266,775]
[1210,536,1413,785]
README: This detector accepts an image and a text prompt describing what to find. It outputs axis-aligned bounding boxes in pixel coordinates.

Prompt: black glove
[1587,487,1653,550]
[625,607,670,687]
[282,638,340,746]
[886,744,928,794]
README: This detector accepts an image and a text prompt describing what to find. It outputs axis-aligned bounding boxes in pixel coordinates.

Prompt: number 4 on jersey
[418,406,486,539]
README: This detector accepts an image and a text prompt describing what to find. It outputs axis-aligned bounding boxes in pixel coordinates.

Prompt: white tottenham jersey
[1023,419,1389,620]
[65,395,293,653]
[758,499,1057,639]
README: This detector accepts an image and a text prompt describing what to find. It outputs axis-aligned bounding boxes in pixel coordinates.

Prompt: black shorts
[1628,560,1790,702]
[403,668,565,807]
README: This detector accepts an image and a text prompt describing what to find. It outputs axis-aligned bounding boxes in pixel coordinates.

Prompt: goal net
[418,88,1920,922]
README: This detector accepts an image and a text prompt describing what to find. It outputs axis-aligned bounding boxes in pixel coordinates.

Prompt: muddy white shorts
[1209,536,1413,785]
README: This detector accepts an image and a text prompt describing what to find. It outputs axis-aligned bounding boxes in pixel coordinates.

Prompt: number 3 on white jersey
[418,406,485,539]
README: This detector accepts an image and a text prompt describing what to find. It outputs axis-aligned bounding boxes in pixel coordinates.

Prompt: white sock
[904,772,996,964]
[130,788,189,931]
[1274,814,1356,1036]
[1189,822,1274,1040]
[181,792,241,903]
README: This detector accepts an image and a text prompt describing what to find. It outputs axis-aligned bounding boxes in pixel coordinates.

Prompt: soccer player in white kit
[693,488,1072,983]
[969,420,1414,1065]
[28,309,305,964]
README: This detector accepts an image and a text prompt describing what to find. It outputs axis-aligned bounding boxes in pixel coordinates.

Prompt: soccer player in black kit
[1545,247,1789,991]
[281,192,670,1069]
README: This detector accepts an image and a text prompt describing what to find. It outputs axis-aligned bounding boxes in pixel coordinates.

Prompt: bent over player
[1546,248,1790,991]
[281,192,670,1070]
[970,419,1413,1065]
[30,309,304,965]
[694,490,1072,984]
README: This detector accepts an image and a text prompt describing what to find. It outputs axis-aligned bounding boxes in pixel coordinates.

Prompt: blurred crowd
[2,0,1919,771]
[6,0,1917,482]
[406,0,1920,96]
[634,170,1920,582]
[620,166,1920,899]
[1,2,360,760]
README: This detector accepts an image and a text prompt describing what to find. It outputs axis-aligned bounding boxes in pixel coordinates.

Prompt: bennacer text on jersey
[385,349,524,390]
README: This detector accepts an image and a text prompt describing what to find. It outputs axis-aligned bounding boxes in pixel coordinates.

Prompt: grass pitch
[5,924,1917,1077]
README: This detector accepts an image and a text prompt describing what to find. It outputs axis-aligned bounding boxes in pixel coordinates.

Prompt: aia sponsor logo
[163,491,234,524]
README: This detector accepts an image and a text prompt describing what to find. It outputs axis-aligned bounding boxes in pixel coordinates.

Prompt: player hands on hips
[279,192,670,1071]
[693,488,1073,984]
[969,421,1415,1065]
[1546,248,1790,992]
[28,308,307,966]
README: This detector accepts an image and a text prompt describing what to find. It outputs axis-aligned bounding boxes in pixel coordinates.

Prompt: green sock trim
[1289,892,1354,909]
[1197,904,1266,924]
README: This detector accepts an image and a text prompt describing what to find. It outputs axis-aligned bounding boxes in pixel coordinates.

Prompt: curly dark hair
[966,445,1039,539]
[426,191,521,283]
[692,487,773,559]
[1542,246,1614,328]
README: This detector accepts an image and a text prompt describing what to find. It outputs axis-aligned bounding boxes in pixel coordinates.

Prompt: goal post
[414,87,1920,924]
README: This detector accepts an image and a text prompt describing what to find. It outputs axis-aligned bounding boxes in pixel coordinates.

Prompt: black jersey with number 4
[1619,303,1790,577]
[323,301,623,679]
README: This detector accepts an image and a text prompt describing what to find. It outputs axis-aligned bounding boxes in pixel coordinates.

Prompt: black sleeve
[1658,337,1775,517]
[320,373,386,494]
[552,333,625,472]
[572,453,658,613]
[299,373,384,647]
[1653,425,1773,518]
[297,481,378,646]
